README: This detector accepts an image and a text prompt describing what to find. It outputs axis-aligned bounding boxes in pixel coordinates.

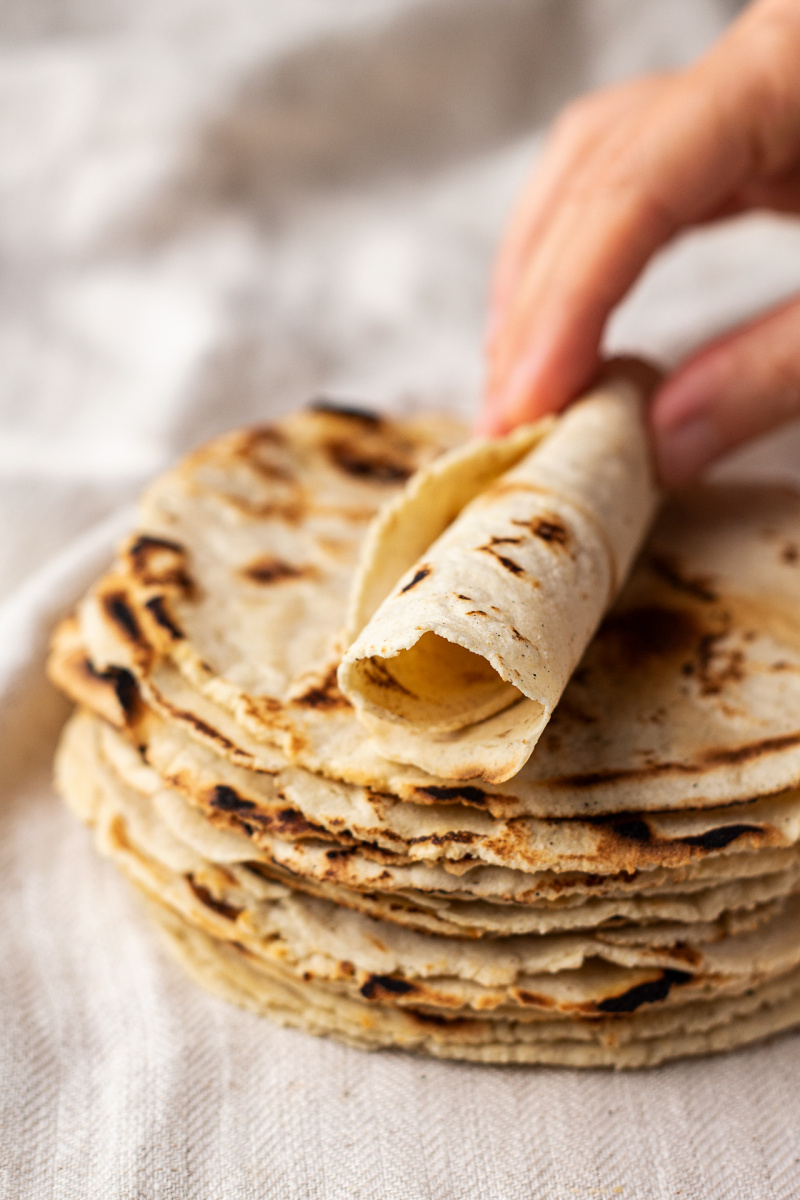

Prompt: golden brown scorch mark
[61,650,142,727]
[127,535,195,593]
[103,591,148,650]
[359,974,417,1000]
[586,811,765,854]
[549,728,800,790]
[511,514,571,547]
[595,969,692,1014]
[478,537,525,576]
[309,399,384,426]
[187,877,243,922]
[597,605,700,669]
[649,553,718,602]
[240,557,318,585]
[325,438,414,483]
[144,595,183,639]
[400,566,431,594]
[292,665,351,711]
[236,426,296,483]
[362,659,417,697]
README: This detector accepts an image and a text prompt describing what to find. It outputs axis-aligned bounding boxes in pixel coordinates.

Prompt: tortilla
[339,360,659,781]
[51,640,800,884]
[59,710,800,1020]
[65,444,800,816]
[46,398,800,1066]
[155,907,800,1067]
[59,702,800,923]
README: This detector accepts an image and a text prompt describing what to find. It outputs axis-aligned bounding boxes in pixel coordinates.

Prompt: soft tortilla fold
[338,359,660,783]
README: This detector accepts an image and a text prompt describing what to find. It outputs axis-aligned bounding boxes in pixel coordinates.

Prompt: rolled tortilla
[338,359,660,783]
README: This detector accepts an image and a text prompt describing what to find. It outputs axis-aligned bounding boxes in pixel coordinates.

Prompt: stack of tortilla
[47,364,800,1067]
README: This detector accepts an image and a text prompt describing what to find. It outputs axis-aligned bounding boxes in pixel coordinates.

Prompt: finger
[483,75,753,435]
[651,293,800,487]
[483,0,800,436]
[489,77,670,330]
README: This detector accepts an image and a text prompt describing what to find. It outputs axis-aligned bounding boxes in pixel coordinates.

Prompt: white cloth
[4,1,800,1196]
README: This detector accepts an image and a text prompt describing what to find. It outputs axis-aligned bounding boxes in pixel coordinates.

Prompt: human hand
[480,0,800,487]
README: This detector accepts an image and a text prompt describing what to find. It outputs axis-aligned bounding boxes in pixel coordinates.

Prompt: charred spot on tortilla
[649,553,718,602]
[511,989,556,1008]
[362,658,417,697]
[589,814,653,844]
[236,427,297,482]
[309,398,384,425]
[407,1010,474,1029]
[359,974,417,1000]
[274,807,328,837]
[239,424,286,448]
[158,701,239,754]
[292,665,350,710]
[694,632,745,696]
[144,595,184,639]
[597,606,700,666]
[551,728,800,790]
[596,969,692,1014]
[240,556,317,585]
[400,566,431,594]
[110,667,140,717]
[782,542,799,565]
[220,494,308,524]
[79,656,141,720]
[187,877,242,921]
[209,785,257,813]
[413,784,490,808]
[510,514,570,546]
[104,592,145,646]
[478,538,525,576]
[431,831,478,849]
[533,516,570,545]
[127,535,195,592]
[325,438,413,483]
[680,824,763,851]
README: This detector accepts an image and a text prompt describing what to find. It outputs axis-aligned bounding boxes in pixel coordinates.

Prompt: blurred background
[5,0,800,604]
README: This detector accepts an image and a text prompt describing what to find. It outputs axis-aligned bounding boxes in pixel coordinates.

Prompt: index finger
[481,62,760,434]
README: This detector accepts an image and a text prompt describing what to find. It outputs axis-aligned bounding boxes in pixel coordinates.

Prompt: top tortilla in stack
[47,364,800,1065]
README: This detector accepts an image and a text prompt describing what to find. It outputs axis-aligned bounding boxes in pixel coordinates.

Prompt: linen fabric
[7,0,800,1196]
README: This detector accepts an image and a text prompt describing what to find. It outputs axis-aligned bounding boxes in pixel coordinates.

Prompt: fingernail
[655,413,724,488]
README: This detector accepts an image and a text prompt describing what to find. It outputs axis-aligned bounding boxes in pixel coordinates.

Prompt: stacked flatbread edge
[47,385,800,1067]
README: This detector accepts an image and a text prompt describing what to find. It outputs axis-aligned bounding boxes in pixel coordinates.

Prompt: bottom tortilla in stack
[46,404,800,1066]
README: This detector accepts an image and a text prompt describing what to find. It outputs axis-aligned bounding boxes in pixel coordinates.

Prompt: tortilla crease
[339,362,659,781]
[47,399,800,1065]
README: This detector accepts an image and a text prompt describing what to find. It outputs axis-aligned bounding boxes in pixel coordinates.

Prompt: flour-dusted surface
[4,0,800,1196]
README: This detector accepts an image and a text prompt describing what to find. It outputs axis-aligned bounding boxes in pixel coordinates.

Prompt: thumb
[652,295,800,488]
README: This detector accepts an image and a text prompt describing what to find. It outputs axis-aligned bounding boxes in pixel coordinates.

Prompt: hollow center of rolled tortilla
[359,631,523,733]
